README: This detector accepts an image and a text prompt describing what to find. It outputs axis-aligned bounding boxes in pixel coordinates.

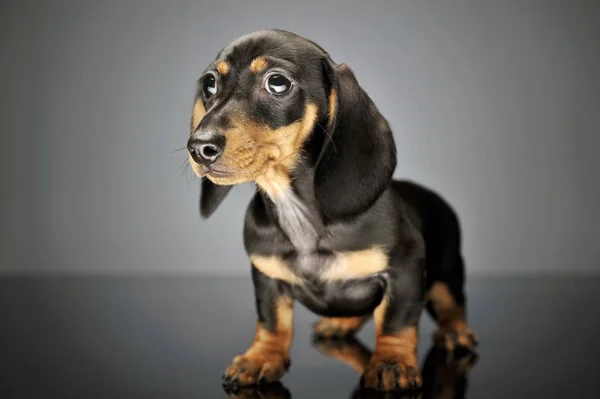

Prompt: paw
[313,317,364,339]
[361,356,422,392]
[449,349,478,374]
[427,346,478,377]
[433,325,478,353]
[223,381,291,399]
[222,353,290,388]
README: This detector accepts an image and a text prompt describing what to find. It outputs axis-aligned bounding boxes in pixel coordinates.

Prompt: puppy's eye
[202,75,217,98]
[265,74,292,95]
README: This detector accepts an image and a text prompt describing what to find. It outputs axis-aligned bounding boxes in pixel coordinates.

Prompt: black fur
[199,178,232,218]
[315,62,397,221]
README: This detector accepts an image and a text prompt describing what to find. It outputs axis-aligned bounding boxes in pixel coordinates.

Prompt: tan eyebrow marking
[250,57,268,73]
[217,60,230,75]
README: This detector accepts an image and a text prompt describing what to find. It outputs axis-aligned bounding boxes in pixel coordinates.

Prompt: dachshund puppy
[186,29,477,392]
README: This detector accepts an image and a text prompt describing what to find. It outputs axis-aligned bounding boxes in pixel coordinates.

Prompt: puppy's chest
[250,249,388,317]
[250,248,388,284]
[246,191,390,284]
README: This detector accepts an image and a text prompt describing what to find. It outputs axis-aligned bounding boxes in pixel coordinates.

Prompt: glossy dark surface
[1,276,597,398]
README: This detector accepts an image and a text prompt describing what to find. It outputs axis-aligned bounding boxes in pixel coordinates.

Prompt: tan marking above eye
[217,60,230,75]
[250,57,269,73]
[320,247,389,282]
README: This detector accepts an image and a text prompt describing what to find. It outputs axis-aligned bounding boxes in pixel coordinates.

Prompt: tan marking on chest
[320,247,389,282]
[250,254,304,285]
[252,247,388,284]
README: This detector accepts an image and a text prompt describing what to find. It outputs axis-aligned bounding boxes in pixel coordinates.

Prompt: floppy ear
[199,178,232,218]
[314,62,397,220]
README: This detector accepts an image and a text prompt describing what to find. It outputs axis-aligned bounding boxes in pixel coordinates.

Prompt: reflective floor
[0,276,597,398]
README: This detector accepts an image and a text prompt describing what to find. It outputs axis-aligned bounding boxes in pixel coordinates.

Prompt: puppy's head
[189,29,396,220]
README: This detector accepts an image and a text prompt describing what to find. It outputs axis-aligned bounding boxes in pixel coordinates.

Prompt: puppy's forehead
[212,30,328,72]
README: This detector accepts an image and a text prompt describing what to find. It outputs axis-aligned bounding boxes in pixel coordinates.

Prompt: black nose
[187,135,224,166]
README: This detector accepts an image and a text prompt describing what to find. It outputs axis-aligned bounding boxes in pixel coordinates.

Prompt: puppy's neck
[255,166,291,202]
[256,166,324,252]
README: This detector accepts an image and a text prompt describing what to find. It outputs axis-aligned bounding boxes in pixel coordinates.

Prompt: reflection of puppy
[313,336,373,375]
[188,29,477,392]
[421,347,477,399]
[223,381,291,399]
[313,338,477,399]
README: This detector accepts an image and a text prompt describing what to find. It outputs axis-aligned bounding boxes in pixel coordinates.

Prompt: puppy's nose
[187,135,224,166]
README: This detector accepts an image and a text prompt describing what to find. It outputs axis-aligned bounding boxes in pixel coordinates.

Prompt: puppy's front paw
[222,352,290,388]
[361,354,422,392]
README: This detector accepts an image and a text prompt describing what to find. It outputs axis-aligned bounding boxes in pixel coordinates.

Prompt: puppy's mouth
[189,153,273,186]
[195,163,236,179]
[204,167,231,177]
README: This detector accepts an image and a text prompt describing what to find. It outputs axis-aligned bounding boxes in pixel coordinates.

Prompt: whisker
[296,156,311,176]
[172,147,188,155]
[180,157,190,173]
[180,158,188,172]
[187,164,197,185]
[316,120,337,155]
[178,156,197,186]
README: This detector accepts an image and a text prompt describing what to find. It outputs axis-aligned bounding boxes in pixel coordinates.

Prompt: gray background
[1,0,599,276]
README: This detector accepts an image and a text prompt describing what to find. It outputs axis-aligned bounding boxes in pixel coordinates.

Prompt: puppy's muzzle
[187,134,225,167]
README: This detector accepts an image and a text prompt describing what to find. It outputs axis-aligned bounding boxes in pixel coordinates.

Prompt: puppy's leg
[222,266,294,387]
[313,315,370,339]
[361,262,424,392]
[427,256,478,352]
